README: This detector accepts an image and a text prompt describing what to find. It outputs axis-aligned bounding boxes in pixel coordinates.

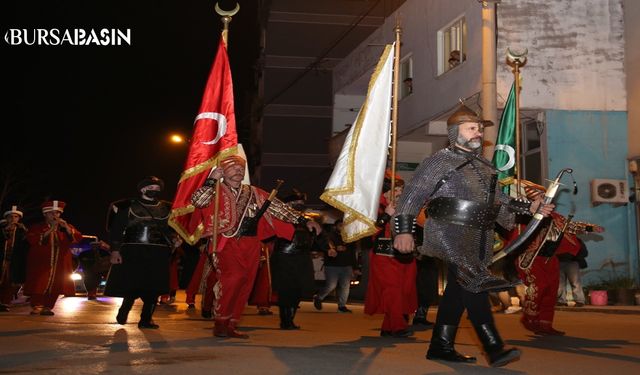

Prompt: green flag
[492,82,517,193]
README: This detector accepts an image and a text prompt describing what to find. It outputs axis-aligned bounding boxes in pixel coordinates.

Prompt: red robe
[160,249,181,302]
[185,249,217,311]
[185,252,207,304]
[25,222,82,305]
[249,242,277,308]
[364,195,418,333]
[511,213,581,325]
[212,184,295,324]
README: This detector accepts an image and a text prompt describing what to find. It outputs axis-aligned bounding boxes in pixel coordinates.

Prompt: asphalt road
[1,292,639,374]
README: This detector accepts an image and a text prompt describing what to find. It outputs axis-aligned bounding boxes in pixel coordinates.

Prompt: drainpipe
[479,0,500,160]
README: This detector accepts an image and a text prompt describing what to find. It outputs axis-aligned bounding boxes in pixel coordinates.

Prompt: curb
[555,306,640,315]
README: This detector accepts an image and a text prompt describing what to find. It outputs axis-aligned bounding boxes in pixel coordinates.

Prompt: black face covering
[143,190,160,199]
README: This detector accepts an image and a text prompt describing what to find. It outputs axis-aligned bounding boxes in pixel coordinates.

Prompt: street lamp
[169,133,186,144]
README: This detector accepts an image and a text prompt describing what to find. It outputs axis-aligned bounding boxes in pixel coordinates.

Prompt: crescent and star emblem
[195,112,227,145]
[494,144,516,171]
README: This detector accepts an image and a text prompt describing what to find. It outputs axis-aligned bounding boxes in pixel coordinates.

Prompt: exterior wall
[333,0,484,136]
[331,0,638,285]
[333,94,364,135]
[546,110,638,284]
[496,0,626,111]
[625,0,640,157]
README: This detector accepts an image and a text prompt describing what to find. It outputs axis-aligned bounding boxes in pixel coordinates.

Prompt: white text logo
[4,28,132,46]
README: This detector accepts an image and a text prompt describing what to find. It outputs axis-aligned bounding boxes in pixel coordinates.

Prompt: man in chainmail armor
[393,104,554,368]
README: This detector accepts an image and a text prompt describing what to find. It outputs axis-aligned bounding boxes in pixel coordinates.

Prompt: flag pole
[390,22,402,204]
[215,2,240,46]
[211,2,240,254]
[506,48,527,198]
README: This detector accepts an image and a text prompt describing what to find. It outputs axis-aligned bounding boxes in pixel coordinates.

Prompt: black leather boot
[279,306,290,329]
[475,323,521,367]
[412,306,434,327]
[139,301,159,329]
[289,307,300,329]
[116,297,134,325]
[279,307,300,330]
[426,324,477,363]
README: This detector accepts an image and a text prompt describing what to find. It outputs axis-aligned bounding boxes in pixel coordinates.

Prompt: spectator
[557,235,589,307]
[313,219,359,313]
[448,50,465,69]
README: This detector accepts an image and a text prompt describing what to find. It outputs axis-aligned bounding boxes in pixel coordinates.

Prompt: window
[520,112,546,184]
[437,16,467,75]
[399,55,413,99]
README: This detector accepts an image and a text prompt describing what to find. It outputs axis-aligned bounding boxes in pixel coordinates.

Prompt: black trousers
[434,267,494,326]
[120,292,159,322]
[416,256,439,308]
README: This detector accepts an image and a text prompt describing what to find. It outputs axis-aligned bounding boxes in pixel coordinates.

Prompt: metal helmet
[446,104,493,147]
[137,176,165,192]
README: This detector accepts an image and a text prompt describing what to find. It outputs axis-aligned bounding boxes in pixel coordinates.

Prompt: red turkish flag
[169,39,239,245]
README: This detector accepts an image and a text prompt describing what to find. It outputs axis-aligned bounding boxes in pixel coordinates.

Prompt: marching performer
[190,155,306,338]
[270,191,324,330]
[508,181,604,335]
[0,205,29,312]
[365,172,418,338]
[105,176,178,329]
[393,104,554,367]
[25,200,82,315]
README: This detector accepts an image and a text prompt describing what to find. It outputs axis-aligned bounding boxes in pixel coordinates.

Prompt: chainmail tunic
[395,146,517,293]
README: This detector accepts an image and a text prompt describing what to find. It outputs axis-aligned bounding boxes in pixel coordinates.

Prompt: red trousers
[185,254,206,304]
[29,294,59,309]
[365,252,418,332]
[518,256,559,324]
[214,237,261,322]
[185,253,217,312]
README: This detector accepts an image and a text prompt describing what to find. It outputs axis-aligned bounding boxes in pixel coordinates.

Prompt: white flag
[320,44,394,242]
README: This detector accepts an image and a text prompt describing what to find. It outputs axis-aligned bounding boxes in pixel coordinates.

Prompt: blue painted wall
[546,110,638,287]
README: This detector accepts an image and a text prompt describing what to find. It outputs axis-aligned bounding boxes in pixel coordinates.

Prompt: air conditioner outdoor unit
[590,179,629,205]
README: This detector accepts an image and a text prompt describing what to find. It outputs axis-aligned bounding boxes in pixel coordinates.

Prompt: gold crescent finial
[215,2,240,17]
[506,47,528,67]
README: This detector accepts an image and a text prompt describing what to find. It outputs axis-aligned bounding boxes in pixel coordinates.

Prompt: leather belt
[427,197,499,230]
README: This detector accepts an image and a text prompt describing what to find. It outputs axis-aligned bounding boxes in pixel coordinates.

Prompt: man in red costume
[508,182,603,335]
[185,240,217,317]
[25,200,82,315]
[365,173,418,337]
[249,242,276,315]
[191,155,302,338]
[0,205,29,312]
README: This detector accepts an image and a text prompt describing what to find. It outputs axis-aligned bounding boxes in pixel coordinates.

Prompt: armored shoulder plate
[106,199,132,233]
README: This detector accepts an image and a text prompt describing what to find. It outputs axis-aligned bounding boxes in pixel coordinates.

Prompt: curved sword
[492,168,574,263]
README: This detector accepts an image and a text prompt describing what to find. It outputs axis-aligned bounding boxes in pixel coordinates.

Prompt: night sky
[2,0,260,239]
